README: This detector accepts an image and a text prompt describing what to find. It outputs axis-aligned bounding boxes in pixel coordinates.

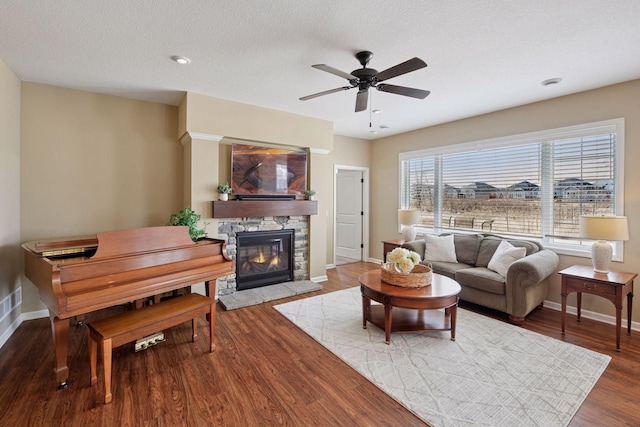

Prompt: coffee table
[359,269,461,344]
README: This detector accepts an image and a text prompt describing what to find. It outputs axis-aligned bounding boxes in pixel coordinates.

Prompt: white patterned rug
[274,287,610,427]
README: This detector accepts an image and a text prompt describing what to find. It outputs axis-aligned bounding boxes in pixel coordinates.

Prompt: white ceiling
[2,0,640,140]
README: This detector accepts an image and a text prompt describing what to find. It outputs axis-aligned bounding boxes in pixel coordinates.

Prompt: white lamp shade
[398,209,420,242]
[579,216,629,241]
[398,209,421,226]
[580,215,628,274]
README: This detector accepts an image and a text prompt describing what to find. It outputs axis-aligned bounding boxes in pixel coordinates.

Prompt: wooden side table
[382,239,404,262]
[559,265,636,351]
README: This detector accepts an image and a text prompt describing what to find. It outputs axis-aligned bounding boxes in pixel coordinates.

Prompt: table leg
[627,287,633,337]
[615,303,622,352]
[384,304,392,345]
[362,294,370,329]
[577,292,582,322]
[561,290,567,335]
[450,303,457,341]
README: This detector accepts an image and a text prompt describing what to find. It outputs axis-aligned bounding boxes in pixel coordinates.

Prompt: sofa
[401,233,560,324]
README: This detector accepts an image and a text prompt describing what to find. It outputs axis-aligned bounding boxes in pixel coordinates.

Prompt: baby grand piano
[22,226,234,388]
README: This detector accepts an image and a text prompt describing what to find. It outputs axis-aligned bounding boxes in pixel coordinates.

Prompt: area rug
[274,287,610,427]
[219,280,322,310]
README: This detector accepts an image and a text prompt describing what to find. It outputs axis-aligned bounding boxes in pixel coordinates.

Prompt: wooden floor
[1,261,639,426]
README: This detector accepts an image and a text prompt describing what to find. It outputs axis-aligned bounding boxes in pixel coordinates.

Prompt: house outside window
[399,118,625,259]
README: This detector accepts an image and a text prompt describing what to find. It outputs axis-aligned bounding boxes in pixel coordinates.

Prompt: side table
[559,265,636,352]
[382,239,404,262]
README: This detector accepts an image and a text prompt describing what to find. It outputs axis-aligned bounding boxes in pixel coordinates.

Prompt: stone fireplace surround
[216,216,310,295]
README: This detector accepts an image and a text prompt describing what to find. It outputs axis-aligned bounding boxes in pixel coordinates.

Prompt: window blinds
[399,120,620,240]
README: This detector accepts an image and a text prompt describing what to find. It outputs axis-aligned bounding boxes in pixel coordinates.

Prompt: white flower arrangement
[386,247,422,273]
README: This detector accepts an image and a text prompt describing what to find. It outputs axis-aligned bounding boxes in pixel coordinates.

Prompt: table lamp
[398,209,421,242]
[579,215,629,273]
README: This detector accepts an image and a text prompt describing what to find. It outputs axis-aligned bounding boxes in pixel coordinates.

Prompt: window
[399,119,625,258]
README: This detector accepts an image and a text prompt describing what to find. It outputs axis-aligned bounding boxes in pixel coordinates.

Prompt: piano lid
[22,226,197,259]
[22,235,98,258]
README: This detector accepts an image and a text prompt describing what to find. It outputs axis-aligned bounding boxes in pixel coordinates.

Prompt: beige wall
[0,59,21,335]
[370,79,640,323]
[181,92,333,150]
[20,83,182,311]
[326,135,371,264]
[179,92,334,280]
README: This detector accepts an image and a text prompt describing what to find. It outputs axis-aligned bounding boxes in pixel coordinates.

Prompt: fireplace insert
[235,229,294,291]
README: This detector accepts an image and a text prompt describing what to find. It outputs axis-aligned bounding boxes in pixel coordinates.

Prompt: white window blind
[399,119,624,255]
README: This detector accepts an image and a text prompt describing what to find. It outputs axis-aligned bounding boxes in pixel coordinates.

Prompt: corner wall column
[179,132,224,237]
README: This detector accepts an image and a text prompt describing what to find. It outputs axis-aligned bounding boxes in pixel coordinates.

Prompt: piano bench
[87,293,215,404]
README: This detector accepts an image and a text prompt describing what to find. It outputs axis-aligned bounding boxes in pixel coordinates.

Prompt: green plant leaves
[167,207,207,241]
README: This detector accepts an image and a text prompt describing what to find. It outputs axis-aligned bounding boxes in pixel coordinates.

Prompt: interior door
[335,170,363,260]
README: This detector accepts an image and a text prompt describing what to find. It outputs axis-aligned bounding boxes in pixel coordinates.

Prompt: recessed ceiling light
[171,56,191,65]
[372,109,383,114]
[369,130,378,134]
[541,78,562,87]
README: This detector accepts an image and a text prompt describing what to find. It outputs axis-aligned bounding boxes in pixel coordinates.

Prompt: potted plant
[304,189,316,201]
[167,207,207,241]
[217,181,232,201]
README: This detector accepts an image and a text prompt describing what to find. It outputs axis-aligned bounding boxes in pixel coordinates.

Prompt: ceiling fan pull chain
[369,91,372,128]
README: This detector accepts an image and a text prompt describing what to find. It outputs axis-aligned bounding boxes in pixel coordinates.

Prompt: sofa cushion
[452,233,483,265]
[428,261,473,280]
[487,240,527,276]
[455,267,506,295]
[424,234,457,263]
[475,236,540,267]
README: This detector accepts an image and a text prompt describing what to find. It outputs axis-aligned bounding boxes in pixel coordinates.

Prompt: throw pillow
[424,234,457,263]
[487,240,527,276]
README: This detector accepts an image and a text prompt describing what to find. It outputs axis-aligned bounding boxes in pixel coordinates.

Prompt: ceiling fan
[300,50,430,112]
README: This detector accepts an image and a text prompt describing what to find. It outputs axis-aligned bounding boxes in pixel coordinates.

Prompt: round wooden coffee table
[359,269,461,344]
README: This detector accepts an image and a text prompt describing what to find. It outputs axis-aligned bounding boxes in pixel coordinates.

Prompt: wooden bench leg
[89,330,98,386]
[209,305,216,352]
[192,317,198,342]
[101,338,113,404]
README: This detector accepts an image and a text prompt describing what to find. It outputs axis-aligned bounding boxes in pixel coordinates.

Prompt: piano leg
[205,280,216,352]
[49,314,70,389]
[205,280,215,323]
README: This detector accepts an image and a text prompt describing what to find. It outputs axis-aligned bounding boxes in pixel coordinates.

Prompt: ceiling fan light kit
[300,51,430,112]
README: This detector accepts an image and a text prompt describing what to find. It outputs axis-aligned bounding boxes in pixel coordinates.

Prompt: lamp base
[591,240,613,274]
[401,225,416,243]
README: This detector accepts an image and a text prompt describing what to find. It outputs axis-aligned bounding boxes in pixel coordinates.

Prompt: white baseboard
[326,263,336,270]
[0,308,48,349]
[311,275,328,283]
[544,300,639,332]
[4,288,636,350]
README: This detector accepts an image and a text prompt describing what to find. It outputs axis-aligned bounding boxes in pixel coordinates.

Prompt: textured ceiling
[2,0,640,140]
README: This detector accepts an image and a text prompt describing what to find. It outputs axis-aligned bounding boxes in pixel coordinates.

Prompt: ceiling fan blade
[374,57,427,82]
[376,84,430,99]
[355,89,368,112]
[312,64,357,81]
[299,86,353,101]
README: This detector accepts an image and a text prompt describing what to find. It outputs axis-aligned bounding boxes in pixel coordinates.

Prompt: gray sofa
[402,234,559,324]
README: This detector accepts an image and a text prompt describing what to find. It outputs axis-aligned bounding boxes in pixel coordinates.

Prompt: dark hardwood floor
[1,261,639,426]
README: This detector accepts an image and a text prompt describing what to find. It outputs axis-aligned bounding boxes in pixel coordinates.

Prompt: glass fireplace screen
[236,229,294,290]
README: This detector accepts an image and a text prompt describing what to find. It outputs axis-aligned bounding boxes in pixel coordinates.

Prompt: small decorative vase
[219,193,229,201]
[394,263,413,274]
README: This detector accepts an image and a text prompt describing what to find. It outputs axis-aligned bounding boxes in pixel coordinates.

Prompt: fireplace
[235,229,294,291]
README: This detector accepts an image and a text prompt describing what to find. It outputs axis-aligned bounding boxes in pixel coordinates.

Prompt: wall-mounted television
[231,144,307,198]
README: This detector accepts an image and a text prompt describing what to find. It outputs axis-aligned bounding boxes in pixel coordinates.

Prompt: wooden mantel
[212,200,317,218]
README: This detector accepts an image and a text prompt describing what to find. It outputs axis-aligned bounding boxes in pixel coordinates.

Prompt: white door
[336,170,363,260]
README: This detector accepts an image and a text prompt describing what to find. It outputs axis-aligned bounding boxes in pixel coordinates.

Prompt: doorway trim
[333,164,370,266]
